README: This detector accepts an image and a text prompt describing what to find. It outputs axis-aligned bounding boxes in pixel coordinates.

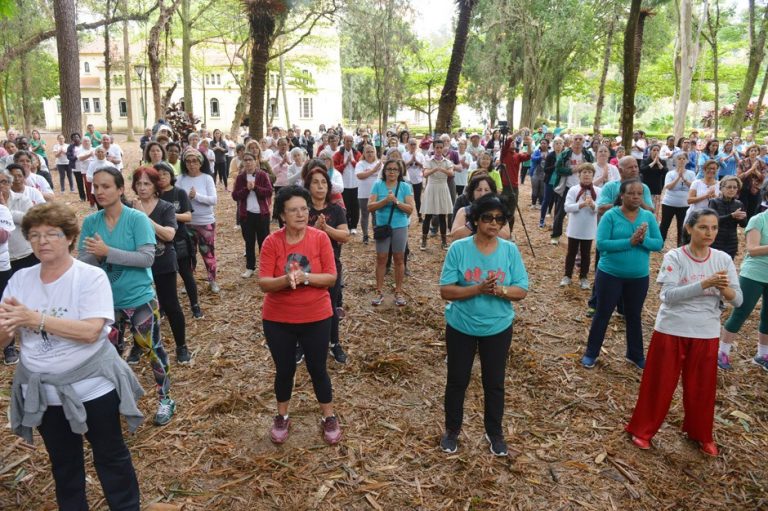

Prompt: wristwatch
[303,270,310,286]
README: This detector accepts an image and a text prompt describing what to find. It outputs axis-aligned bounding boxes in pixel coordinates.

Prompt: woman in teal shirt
[438,194,528,457]
[583,179,663,369]
[368,158,414,306]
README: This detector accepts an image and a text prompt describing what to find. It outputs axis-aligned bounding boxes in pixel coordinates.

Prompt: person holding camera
[500,131,533,231]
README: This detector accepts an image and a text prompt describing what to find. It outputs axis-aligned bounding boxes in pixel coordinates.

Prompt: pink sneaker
[270,415,291,444]
[321,415,342,445]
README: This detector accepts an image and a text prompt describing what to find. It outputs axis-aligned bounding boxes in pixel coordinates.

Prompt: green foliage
[401,42,449,131]
[2,50,59,126]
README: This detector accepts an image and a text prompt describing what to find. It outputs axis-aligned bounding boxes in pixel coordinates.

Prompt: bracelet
[38,312,46,333]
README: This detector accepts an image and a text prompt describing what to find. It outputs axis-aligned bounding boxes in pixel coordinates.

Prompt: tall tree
[621,0,643,151]
[593,12,617,135]
[702,0,721,137]
[752,58,768,135]
[122,0,135,141]
[403,44,449,134]
[148,0,182,124]
[53,0,81,136]
[435,0,476,134]
[729,0,768,134]
[672,0,705,140]
[103,0,118,133]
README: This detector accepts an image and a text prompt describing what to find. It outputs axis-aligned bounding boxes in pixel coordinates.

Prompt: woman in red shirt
[258,185,341,445]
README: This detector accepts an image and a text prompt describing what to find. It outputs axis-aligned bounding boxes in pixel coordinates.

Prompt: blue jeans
[585,269,649,363]
[539,183,555,225]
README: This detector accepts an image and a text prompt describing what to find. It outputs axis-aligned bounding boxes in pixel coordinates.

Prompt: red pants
[85,177,96,207]
[625,331,718,443]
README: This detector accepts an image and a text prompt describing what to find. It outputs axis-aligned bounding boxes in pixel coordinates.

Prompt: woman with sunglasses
[438,194,528,456]
[368,158,415,306]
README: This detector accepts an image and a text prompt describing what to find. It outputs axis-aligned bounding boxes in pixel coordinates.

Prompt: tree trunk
[148,0,181,126]
[0,79,8,131]
[247,11,276,140]
[279,52,290,128]
[593,14,615,135]
[435,0,476,134]
[122,10,134,141]
[730,0,768,134]
[555,89,560,128]
[53,0,82,137]
[230,89,249,139]
[489,101,497,128]
[104,0,113,133]
[752,59,768,135]
[427,88,433,134]
[181,0,193,116]
[19,61,32,134]
[268,73,279,126]
[673,0,702,140]
[506,75,516,129]
[621,0,643,152]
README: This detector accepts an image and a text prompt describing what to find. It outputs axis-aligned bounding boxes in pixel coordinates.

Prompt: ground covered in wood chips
[0,134,767,510]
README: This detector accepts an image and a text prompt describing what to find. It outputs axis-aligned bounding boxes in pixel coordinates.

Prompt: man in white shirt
[101,135,123,171]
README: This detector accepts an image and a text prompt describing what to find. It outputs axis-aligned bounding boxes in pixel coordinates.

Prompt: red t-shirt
[259,226,336,323]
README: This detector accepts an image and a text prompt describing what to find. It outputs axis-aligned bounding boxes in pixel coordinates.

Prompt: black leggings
[214,160,228,188]
[412,182,423,218]
[329,260,342,346]
[565,238,592,279]
[177,256,199,308]
[241,212,271,270]
[422,214,447,237]
[57,164,74,191]
[263,318,333,403]
[445,323,512,436]
[38,390,140,510]
[74,172,87,201]
[153,271,185,348]
[660,204,687,246]
[342,187,360,229]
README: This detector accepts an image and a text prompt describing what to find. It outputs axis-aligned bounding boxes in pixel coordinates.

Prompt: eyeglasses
[284,206,309,215]
[722,185,739,189]
[184,159,201,164]
[385,167,399,172]
[28,231,66,243]
[242,158,256,162]
[479,214,507,225]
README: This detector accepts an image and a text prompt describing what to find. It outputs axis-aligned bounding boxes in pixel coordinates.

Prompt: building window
[56,98,61,113]
[93,98,101,113]
[269,98,278,118]
[300,69,312,85]
[205,74,209,85]
[299,98,313,119]
[84,62,90,74]
[180,97,186,111]
[82,98,90,113]
[210,98,220,118]
[216,74,221,85]
[269,73,278,88]
[118,98,127,117]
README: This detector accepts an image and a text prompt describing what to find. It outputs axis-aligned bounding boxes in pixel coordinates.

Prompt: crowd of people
[1,121,767,507]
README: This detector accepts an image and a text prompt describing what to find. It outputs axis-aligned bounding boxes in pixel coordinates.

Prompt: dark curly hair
[468,194,511,228]
[274,185,311,219]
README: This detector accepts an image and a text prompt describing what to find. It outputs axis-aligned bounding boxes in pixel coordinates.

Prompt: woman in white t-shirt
[1,202,143,508]
[354,144,382,244]
[592,145,620,187]
[562,163,600,290]
[685,160,719,229]
[626,209,741,457]
[53,134,74,193]
[0,172,16,364]
[660,152,696,246]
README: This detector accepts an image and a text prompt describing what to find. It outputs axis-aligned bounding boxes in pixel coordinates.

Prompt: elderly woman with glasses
[438,194,528,457]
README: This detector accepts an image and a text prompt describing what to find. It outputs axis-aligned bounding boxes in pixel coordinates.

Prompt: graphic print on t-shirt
[33,306,68,354]
[285,253,311,274]
[464,267,506,284]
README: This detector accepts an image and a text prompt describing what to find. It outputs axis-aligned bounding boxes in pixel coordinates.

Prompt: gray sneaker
[126,344,143,365]
[752,354,768,372]
[209,281,221,294]
[154,398,176,426]
[176,344,191,364]
[3,345,18,365]
[440,429,459,453]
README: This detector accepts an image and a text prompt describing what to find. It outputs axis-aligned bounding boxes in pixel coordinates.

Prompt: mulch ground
[0,134,766,510]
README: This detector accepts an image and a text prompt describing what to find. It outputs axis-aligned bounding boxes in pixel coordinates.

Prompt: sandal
[371,294,385,306]
[394,295,407,307]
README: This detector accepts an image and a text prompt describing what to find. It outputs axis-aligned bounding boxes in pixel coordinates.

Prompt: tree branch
[269,9,337,60]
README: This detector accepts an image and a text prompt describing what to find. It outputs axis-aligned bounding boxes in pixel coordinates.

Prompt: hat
[469,133,480,139]
[419,136,432,150]
[183,148,204,163]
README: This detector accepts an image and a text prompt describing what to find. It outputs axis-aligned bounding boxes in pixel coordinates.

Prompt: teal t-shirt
[78,207,156,309]
[596,207,663,278]
[370,179,413,229]
[741,211,768,283]
[596,180,653,210]
[439,236,529,336]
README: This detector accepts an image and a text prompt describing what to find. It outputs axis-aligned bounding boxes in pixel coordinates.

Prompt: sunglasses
[479,214,507,225]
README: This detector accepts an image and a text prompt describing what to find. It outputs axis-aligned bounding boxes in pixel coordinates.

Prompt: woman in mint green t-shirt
[438,194,528,457]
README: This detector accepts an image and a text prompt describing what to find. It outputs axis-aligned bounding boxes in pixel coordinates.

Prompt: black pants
[329,260,342,346]
[11,253,39,273]
[412,182,423,219]
[214,160,228,188]
[241,212,271,270]
[57,164,74,191]
[456,185,465,197]
[73,171,87,201]
[565,238,592,279]
[38,390,140,511]
[551,188,569,238]
[263,318,333,403]
[422,214,447,237]
[342,187,359,229]
[153,271,185,348]
[660,204,687,247]
[177,256,199,308]
[444,323,512,436]
[741,189,761,221]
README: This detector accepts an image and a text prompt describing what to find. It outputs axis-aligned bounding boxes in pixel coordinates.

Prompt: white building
[42,31,344,135]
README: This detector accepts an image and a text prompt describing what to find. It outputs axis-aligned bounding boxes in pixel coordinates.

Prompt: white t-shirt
[105,143,123,170]
[5,260,116,405]
[565,151,584,188]
[631,139,647,160]
[0,205,14,271]
[455,152,474,186]
[403,151,425,185]
[686,179,719,220]
[74,146,94,174]
[339,150,358,189]
[355,160,381,199]
[53,144,70,166]
[655,246,740,338]
[593,163,620,186]
[662,169,696,208]
[26,174,52,196]
[245,174,260,214]
[7,190,34,261]
[564,185,601,240]
[87,158,116,181]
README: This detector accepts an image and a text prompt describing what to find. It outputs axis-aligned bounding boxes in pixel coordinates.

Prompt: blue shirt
[370,180,413,229]
[717,151,740,177]
[596,180,654,210]
[78,207,156,309]
[439,236,529,336]
[596,207,663,278]
[697,153,718,178]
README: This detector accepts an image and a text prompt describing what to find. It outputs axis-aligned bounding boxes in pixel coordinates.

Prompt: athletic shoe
[538,221,545,229]
[209,281,221,294]
[270,415,291,444]
[191,304,204,319]
[335,307,346,320]
[154,398,176,426]
[363,236,369,245]
[321,415,342,445]
[440,429,459,453]
[581,355,597,369]
[550,237,559,245]
[559,277,572,287]
[717,352,732,370]
[420,238,427,251]
[295,344,305,364]
[485,433,508,457]
[241,269,254,278]
[630,435,651,450]
[350,229,358,235]
[752,354,768,371]
[699,441,718,457]
[330,343,348,364]
[625,357,645,370]
[580,278,590,290]
[371,294,385,306]
[126,344,143,365]
[586,307,596,318]
[176,344,191,364]
[441,241,449,250]
[3,345,18,365]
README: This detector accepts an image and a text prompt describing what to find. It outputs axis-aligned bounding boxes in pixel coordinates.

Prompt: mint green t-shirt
[78,207,156,309]
[439,236,529,336]
[741,211,768,283]
[370,179,413,229]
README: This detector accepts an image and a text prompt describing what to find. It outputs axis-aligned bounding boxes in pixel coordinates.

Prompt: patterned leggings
[188,223,217,282]
[110,299,170,398]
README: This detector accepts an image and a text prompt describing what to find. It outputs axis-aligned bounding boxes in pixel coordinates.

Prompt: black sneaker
[485,433,508,457]
[191,304,204,319]
[440,429,459,453]
[330,343,347,364]
[3,345,18,365]
[363,235,369,245]
[176,344,191,364]
[295,344,305,364]
[126,344,143,365]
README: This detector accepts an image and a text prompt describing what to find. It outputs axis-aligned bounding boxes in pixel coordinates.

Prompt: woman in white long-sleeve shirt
[178,148,220,293]
[562,163,600,289]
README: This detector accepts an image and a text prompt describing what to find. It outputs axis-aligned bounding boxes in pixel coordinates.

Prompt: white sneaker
[209,281,221,294]
[580,278,590,290]
[241,269,254,278]
[350,229,358,235]
[560,277,572,287]
[550,237,559,245]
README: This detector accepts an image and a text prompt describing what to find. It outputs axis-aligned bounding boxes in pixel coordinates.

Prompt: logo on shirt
[464,267,506,284]
[285,253,311,274]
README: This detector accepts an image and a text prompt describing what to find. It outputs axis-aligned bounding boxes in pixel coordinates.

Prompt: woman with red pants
[625,209,742,457]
